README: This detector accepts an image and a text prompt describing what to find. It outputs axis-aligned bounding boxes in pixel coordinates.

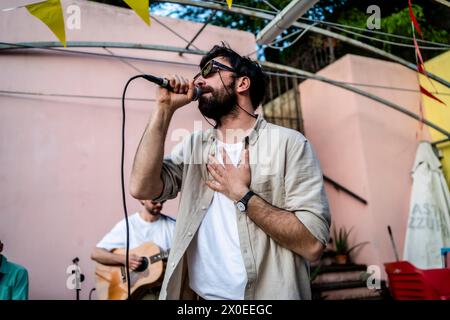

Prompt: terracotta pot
[335,254,348,265]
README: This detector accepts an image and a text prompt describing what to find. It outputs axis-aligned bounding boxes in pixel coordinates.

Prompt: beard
[149,209,160,216]
[198,80,237,126]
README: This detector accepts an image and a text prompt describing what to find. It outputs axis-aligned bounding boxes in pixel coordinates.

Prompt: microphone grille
[192,87,202,101]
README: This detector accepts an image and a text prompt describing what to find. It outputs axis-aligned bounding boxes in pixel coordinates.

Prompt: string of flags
[408,0,446,106]
[123,0,150,26]
[4,0,233,47]
[26,0,66,46]
[7,0,442,112]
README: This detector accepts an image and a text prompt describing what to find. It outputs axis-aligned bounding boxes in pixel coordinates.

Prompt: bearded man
[129,43,330,300]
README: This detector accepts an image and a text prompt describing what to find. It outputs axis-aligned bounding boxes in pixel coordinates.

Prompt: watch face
[237,202,246,212]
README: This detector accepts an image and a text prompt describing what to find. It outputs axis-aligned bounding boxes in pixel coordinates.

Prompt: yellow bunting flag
[26,0,66,47]
[123,0,150,25]
[226,0,233,9]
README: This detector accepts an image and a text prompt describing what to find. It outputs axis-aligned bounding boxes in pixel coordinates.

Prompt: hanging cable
[260,0,279,12]
[239,0,450,48]
[0,41,202,66]
[246,28,307,56]
[266,23,318,50]
[121,76,137,299]
[120,75,155,299]
[263,71,450,96]
[296,17,450,48]
[103,47,145,74]
[200,0,450,48]
[152,15,201,50]
[0,89,157,101]
[328,24,449,50]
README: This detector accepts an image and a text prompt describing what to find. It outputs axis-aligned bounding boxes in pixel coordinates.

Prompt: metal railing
[262,71,304,133]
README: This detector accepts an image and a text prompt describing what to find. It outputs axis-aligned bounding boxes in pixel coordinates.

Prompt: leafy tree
[336,3,449,62]
[88,0,449,68]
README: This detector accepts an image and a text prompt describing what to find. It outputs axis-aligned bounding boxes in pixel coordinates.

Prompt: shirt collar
[202,114,267,145]
[0,255,9,274]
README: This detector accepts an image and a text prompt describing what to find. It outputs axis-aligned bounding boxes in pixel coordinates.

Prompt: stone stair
[310,264,390,300]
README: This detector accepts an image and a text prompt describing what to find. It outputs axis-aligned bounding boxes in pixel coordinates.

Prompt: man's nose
[194,76,206,87]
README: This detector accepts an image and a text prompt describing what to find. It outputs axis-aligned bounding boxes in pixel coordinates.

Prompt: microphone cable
[121,74,199,299]
[121,75,146,299]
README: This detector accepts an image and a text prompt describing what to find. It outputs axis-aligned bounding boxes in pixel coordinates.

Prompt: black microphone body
[141,74,201,101]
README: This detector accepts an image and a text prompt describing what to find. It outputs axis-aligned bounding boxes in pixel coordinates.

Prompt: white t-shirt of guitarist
[97,213,175,251]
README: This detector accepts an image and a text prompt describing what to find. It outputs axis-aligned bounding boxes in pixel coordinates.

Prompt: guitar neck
[149,250,170,264]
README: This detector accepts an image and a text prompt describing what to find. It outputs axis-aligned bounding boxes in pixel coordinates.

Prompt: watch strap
[239,190,256,207]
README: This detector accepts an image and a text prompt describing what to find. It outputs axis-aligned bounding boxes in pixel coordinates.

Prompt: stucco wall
[0,0,256,299]
[300,54,427,276]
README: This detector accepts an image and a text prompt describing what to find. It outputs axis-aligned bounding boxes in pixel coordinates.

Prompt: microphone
[141,74,202,101]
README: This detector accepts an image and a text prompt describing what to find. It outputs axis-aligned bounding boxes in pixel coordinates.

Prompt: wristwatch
[236,190,256,213]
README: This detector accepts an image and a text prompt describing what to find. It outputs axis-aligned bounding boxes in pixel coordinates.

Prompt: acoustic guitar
[95,242,169,300]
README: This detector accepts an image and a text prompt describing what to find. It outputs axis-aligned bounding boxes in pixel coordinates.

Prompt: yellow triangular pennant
[123,0,150,25]
[226,0,233,9]
[26,0,66,47]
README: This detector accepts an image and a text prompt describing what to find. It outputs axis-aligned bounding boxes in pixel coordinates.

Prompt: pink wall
[300,54,428,275]
[0,0,256,299]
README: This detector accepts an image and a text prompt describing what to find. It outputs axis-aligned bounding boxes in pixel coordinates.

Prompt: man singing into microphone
[130,43,330,300]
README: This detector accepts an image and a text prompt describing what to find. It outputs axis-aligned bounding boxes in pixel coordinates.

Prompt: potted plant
[332,225,369,265]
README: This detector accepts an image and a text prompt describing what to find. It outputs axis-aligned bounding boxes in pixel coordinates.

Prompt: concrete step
[313,270,367,285]
[317,287,384,300]
[311,263,368,275]
[310,263,390,300]
[312,280,368,291]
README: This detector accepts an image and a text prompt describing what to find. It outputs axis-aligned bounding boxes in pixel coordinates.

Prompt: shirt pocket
[251,175,285,206]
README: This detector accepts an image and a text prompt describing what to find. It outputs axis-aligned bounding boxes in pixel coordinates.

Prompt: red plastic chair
[384,261,450,300]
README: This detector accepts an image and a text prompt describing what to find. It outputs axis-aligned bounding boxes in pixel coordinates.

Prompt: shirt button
[187,232,193,237]
[201,206,207,210]
[171,262,175,268]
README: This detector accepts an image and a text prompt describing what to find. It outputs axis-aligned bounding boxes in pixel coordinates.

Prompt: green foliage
[87,0,450,68]
[171,0,292,34]
[309,262,323,282]
[332,225,369,256]
[336,4,449,59]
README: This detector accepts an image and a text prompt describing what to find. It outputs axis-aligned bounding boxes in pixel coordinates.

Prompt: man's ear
[236,76,250,93]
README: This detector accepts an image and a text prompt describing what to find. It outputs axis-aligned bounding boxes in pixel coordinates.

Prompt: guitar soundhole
[135,257,149,272]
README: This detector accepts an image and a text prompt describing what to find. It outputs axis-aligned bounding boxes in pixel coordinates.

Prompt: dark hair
[200,42,267,110]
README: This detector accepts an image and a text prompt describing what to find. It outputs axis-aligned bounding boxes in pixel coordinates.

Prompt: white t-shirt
[96,213,175,251]
[187,140,247,300]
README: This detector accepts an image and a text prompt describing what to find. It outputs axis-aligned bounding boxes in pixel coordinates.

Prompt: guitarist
[91,200,175,299]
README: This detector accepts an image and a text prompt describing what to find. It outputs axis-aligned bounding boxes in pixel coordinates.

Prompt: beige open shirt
[155,115,331,300]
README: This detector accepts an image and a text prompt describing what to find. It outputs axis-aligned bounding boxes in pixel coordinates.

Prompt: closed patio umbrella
[403,141,450,269]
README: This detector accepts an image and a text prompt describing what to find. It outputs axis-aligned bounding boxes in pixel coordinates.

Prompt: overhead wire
[328,24,450,51]
[263,71,450,96]
[0,41,201,67]
[151,15,201,50]
[199,0,450,49]
[103,47,146,74]
[0,90,156,101]
[266,23,318,50]
[296,16,450,48]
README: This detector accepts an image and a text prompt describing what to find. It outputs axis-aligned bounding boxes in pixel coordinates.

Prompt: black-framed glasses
[194,60,236,80]
[150,200,166,205]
